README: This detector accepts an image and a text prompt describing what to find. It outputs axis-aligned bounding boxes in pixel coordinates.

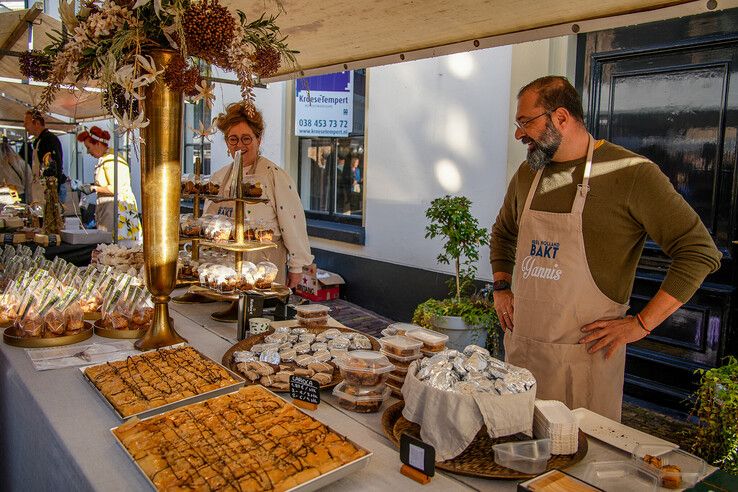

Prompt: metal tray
[81,344,245,421]
[93,320,147,339]
[110,387,372,491]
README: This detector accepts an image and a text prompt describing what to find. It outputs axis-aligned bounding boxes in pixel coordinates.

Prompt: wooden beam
[0,2,44,61]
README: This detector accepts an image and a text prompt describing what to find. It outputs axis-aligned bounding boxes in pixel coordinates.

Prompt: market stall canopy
[0,5,109,122]
[0,93,75,131]
[0,5,60,81]
[241,0,736,81]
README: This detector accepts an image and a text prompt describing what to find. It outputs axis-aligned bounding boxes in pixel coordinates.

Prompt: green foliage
[412,293,500,356]
[424,195,488,300]
[691,356,738,473]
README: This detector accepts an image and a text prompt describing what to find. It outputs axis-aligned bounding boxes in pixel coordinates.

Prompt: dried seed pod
[183,0,235,66]
[19,50,52,81]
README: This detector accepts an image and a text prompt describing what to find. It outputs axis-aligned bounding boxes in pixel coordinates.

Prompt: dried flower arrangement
[20,0,297,132]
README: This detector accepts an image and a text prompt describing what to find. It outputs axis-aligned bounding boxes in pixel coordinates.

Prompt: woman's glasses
[227,135,255,146]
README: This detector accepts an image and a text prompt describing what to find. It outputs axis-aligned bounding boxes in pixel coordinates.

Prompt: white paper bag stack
[533,400,579,455]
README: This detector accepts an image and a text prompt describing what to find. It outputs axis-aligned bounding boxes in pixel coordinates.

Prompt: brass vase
[135,49,187,350]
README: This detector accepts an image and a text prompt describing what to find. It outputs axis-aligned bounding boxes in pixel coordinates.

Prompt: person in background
[349,155,362,212]
[203,102,313,288]
[0,136,27,200]
[75,126,141,242]
[490,76,721,421]
[23,110,67,205]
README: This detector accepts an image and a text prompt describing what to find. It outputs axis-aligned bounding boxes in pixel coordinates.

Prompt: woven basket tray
[381,401,588,479]
[222,325,380,393]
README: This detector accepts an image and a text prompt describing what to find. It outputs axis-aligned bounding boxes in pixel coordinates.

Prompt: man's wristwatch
[492,280,511,291]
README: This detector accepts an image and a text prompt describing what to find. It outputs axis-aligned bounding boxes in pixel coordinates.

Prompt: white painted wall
[308,47,514,281]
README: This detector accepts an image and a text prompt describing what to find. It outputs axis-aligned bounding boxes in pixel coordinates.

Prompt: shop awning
[0,6,109,122]
[0,93,75,131]
[242,0,737,81]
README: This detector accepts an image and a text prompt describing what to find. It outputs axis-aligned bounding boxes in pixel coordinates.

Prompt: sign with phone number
[295,72,353,137]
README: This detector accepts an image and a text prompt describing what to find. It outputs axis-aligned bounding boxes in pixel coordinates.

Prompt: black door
[578,9,738,412]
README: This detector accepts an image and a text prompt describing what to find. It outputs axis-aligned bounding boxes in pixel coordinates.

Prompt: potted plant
[412,195,501,355]
[691,356,738,473]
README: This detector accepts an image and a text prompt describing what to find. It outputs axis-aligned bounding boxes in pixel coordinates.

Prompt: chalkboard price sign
[290,375,320,406]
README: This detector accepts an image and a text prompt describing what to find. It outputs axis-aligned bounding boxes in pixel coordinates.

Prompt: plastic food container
[296,315,329,329]
[492,438,551,474]
[406,327,449,352]
[380,348,422,368]
[295,304,331,318]
[632,444,706,489]
[381,322,422,337]
[390,364,409,378]
[583,460,659,492]
[335,350,394,386]
[379,335,423,357]
[385,374,404,399]
[333,381,391,413]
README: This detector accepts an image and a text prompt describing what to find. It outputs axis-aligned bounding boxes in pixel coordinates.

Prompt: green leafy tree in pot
[412,195,501,354]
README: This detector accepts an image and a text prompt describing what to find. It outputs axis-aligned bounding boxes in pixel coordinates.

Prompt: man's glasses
[514,111,550,131]
[227,135,255,146]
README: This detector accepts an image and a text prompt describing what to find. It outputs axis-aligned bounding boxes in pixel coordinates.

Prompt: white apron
[504,136,629,421]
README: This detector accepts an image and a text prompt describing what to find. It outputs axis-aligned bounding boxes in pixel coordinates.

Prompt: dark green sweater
[490,141,721,304]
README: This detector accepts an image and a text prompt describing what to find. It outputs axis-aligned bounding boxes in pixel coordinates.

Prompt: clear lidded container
[333,381,391,413]
[632,443,706,489]
[381,322,422,338]
[380,348,422,368]
[493,438,552,475]
[295,304,331,318]
[406,327,449,352]
[583,460,658,492]
[379,335,423,358]
[335,350,395,386]
[296,315,329,329]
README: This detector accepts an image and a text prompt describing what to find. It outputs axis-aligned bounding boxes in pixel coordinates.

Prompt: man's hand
[286,271,301,289]
[493,290,514,332]
[579,316,648,359]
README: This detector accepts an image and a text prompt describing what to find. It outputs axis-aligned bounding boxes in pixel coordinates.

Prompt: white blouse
[203,156,313,273]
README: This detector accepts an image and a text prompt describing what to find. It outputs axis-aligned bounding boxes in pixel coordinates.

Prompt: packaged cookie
[381,322,422,338]
[293,342,311,354]
[296,315,328,329]
[294,304,331,318]
[379,335,423,358]
[254,261,278,289]
[351,334,373,350]
[312,349,331,363]
[335,350,394,386]
[295,354,317,367]
[333,381,391,413]
[406,327,449,352]
[380,348,421,369]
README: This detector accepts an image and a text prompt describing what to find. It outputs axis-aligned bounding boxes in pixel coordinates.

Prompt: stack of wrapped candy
[333,351,393,413]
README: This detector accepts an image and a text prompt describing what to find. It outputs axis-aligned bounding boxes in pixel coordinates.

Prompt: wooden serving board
[222,325,380,393]
[381,401,588,480]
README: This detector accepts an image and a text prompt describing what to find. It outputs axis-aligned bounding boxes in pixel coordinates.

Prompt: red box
[296,264,344,301]
[296,286,340,301]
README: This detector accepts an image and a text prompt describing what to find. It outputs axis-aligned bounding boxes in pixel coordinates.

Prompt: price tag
[400,433,435,477]
[290,375,320,410]
[3,233,13,244]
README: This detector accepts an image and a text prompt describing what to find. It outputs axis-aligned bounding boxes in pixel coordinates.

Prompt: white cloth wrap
[401,360,536,461]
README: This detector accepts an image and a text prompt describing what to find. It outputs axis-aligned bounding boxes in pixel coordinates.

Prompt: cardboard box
[61,229,113,245]
[296,265,344,301]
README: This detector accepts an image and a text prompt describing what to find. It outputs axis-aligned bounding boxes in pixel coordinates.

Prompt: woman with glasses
[203,102,313,288]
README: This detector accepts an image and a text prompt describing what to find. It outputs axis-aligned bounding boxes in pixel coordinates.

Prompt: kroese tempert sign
[295,71,353,137]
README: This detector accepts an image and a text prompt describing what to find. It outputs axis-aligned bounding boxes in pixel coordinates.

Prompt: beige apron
[29,144,44,205]
[504,136,629,421]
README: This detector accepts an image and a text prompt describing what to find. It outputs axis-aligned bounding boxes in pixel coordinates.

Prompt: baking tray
[4,321,93,348]
[81,344,245,421]
[572,407,678,454]
[110,387,373,491]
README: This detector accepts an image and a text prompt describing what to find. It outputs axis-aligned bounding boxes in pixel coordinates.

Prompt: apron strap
[523,169,544,213]
[571,135,595,215]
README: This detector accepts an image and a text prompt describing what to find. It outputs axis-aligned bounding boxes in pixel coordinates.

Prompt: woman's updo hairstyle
[76,126,111,146]
[214,102,265,139]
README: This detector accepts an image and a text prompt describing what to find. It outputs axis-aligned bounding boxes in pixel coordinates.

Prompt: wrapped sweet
[179,214,201,237]
[44,308,66,335]
[65,302,86,333]
[254,261,278,289]
[235,261,257,292]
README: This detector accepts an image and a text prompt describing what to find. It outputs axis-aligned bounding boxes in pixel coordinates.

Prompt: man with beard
[489,76,721,420]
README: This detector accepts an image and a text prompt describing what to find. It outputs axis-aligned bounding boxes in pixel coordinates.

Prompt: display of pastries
[642,455,683,489]
[113,385,367,491]
[84,345,240,417]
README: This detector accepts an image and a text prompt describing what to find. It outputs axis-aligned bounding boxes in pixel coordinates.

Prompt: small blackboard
[400,433,435,477]
[289,375,320,405]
